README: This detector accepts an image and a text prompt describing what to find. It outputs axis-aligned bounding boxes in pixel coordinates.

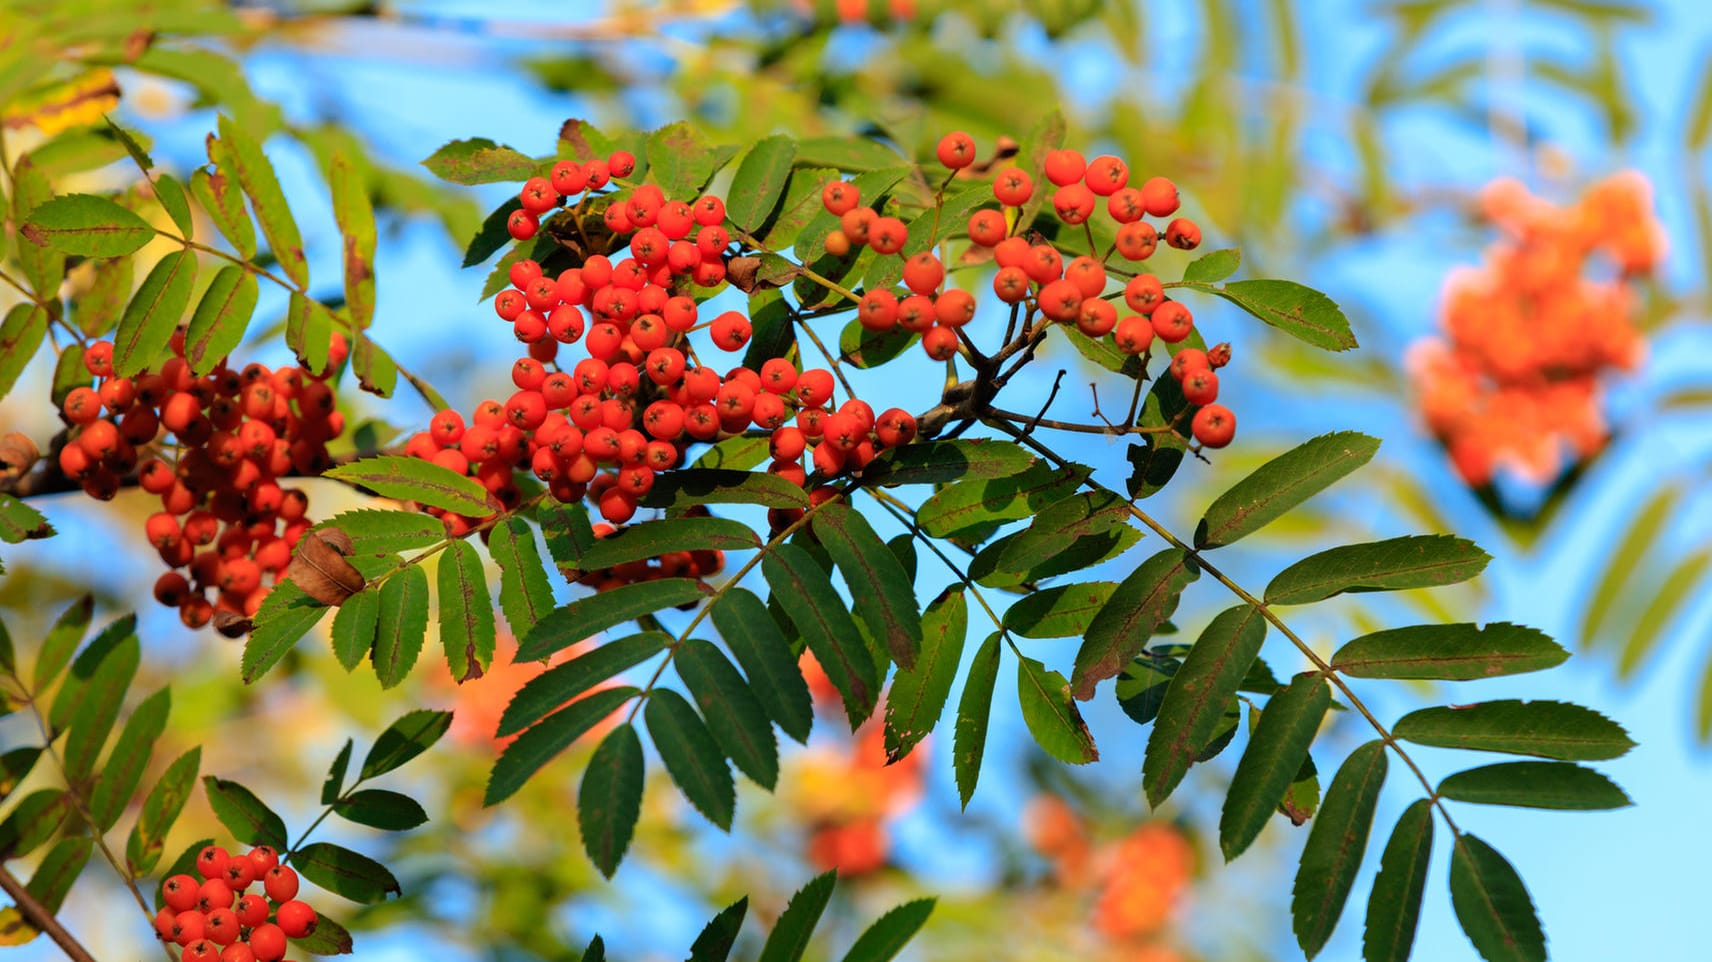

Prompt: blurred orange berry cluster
[1410,171,1665,486]
[789,654,926,876]
[1025,795,1195,957]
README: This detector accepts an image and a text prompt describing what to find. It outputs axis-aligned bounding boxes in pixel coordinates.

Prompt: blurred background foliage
[0,0,1708,959]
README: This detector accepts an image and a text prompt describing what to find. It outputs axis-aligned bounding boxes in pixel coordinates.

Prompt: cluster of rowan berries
[820,132,1232,447]
[57,332,344,627]
[1411,171,1664,485]
[409,149,921,590]
[152,844,319,962]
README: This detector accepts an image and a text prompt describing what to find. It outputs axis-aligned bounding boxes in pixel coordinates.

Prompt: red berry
[607,150,637,178]
[1151,301,1194,343]
[1181,368,1220,405]
[247,923,287,962]
[274,900,317,939]
[205,907,240,945]
[262,865,299,903]
[1051,183,1095,224]
[507,209,538,240]
[936,131,977,169]
[992,167,1033,206]
[1043,149,1086,187]
[221,944,256,962]
[519,176,558,214]
[921,326,959,361]
[182,939,221,962]
[1140,176,1180,217]
[197,878,234,912]
[1083,155,1129,196]
[1192,404,1236,448]
[197,846,230,881]
[1113,315,1155,355]
[234,894,269,928]
[967,209,1007,246]
[1123,274,1165,314]
[822,181,860,216]
[1164,217,1201,250]
[550,160,588,196]
[170,909,207,945]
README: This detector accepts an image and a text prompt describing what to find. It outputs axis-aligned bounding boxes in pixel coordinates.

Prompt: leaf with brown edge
[1072,548,1199,699]
[1293,741,1388,958]
[1143,605,1268,806]
[285,527,366,606]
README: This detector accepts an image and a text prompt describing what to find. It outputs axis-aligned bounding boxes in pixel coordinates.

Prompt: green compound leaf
[726,135,798,233]
[324,456,496,517]
[1073,548,1198,699]
[813,503,922,670]
[361,709,454,779]
[579,724,644,878]
[885,588,968,762]
[1144,605,1268,806]
[372,566,429,688]
[438,539,496,682]
[1197,432,1379,549]
[1266,535,1490,606]
[1449,834,1546,962]
[764,543,878,729]
[645,688,735,830]
[126,746,200,876]
[1220,672,1330,861]
[217,115,308,287]
[518,579,708,661]
[184,266,260,376]
[1004,582,1117,638]
[580,517,760,570]
[757,871,836,962]
[202,776,288,850]
[19,193,155,255]
[113,249,197,377]
[292,842,402,904]
[954,632,1002,809]
[1436,762,1632,810]
[1017,656,1098,764]
[712,588,814,744]
[1293,741,1388,958]
[1362,799,1434,962]
[1332,623,1568,681]
[490,518,555,638]
[421,137,538,185]
[676,639,779,790]
[484,688,635,806]
[330,587,380,672]
[497,633,670,739]
[333,789,429,831]
[840,898,937,962]
[1392,700,1635,761]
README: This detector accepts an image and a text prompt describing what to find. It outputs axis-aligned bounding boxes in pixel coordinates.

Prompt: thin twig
[0,865,97,962]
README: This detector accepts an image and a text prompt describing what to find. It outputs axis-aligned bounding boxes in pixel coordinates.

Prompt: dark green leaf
[321,740,352,807]
[1362,800,1434,962]
[362,709,454,779]
[1221,672,1331,861]
[1073,548,1199,699]
[421,138,538,185]
[678,639,779,789]
[50,343,89,411]
[1017,657,1098,764]
[579,724,644,877]
[580,517,760,570]
[316,511,446,556]
[498,632,668,739]
[184,266,259,375]
[372,566,429,688]
[1004,581,1117,638]
[126,747,199,876]
[757,871,836,962]
[645,689,735,830]
[689,897,748,962]
[1333,623,1568,680]
[640,468,809,511]
[490,518,555,637]
[1449,834,1545,962]
[334,789,429,831]
[217,115,308,287]
[1266,535,1490,606]
[48,613,134,733]
[330,587,380,672]
[1198,432,1380,549]
[0,790,69,859]
[726,135,798,232]
[0,306,48,403]
[999,490,1131,572]
[292,842,401,904]
[1191,278,1357,352]
[954,632,1002,808]
[438,539,496,682]
[19,193,155,255]
[154,172,195,237]
[1183,248,1242,283]
[324,456,496,517]
[88,685,168,830]
[484,688,635,806]
[0,748,41,801]
[517,579,707,661]
[1393,700,1635,761]
[113,249,196,377]
[864,440,1036,487]
[241,582,327,683]
[290,913,354,955]
[917,462,1090,538]
[885,588,967,761]
[712,589,814,744]
[1144,605,1268,806]
[24,836,92,916]
[202,776,288,850]
[462,197,524,267]
[1293,741,1388,958]
[763,543,878,728]
[813,503,922,670]
[838,317,916,369]
[841,898,936,962]
[32,595,91,693]
[1437,762,1632,810]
